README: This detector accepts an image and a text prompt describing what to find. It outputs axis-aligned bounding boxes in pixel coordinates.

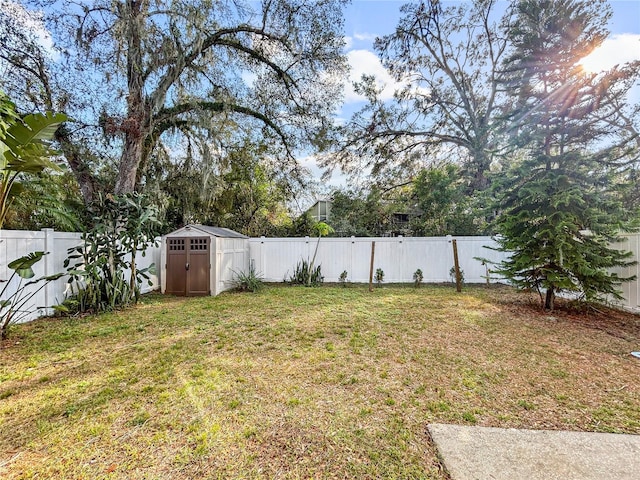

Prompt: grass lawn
[1,285,639,479]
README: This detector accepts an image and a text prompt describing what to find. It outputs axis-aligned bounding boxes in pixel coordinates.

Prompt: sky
[301,0,640,193]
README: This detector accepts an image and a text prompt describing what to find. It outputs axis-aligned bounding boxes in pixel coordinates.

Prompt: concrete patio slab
[428,423,640,480]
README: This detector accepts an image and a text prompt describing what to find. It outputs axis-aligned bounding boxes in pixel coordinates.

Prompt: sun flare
[578,34,640,74]
[579,48,609,74]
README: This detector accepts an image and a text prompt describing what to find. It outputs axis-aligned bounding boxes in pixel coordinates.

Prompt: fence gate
[165,237,211,296]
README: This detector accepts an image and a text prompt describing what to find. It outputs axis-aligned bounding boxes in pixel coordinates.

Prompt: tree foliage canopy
[327,0,640,307]
[326,0,514,190]
[0,90,68,229]
[1,0,348,204]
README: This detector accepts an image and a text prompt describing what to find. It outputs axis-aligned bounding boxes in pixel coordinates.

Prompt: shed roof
[165,224,248,239]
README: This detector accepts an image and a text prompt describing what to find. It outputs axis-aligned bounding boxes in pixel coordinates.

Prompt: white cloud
[344,36,354,50]
[343,49,431,105]
[580,34,640,73]
[296,153,350,190]
[344,32,378,51]
[1,0,58,59]
[241,70,257,86]
[333,116,348,126]
[353,32,378,42]
[344,49,404,103]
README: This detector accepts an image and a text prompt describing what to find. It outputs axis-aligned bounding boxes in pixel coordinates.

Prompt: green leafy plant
[288,222,333,288]
[51,297,79,317]
[338,270,348,287]
[492,0,638,310]
[0,92,67,337]
[64,193,160,314]
[375,268,384,286]
[449,266,464,285]
[413,268,423,288]
[0,91,67,229]
[289,260,323,287]
[233,265,264,293]
[0,252,64,339]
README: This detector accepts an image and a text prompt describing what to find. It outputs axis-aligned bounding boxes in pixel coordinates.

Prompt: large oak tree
[1,0,348,203]
[327,0,515,191]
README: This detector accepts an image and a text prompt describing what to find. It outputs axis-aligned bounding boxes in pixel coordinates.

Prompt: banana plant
[0,251,64,339]
[0,92,67,229]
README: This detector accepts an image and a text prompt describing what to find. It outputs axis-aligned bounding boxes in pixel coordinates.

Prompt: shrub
[375,268,384,286]
[413,268,423,288]
[64,193,160,314]
[233,265,264,292]
[289,259,323,286]
[449,266,465,285]
[338,270,348,287]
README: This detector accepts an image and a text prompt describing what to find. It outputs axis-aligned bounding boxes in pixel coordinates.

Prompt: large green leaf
[7,251,47,279]
[5,112,67,145]
[25,272,65,286]
[2,111,67,172]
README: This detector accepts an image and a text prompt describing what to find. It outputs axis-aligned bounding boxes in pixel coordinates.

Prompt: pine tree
[493,0,639,310]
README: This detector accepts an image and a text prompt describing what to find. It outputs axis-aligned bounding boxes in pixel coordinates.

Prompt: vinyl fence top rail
[251,236,495,242]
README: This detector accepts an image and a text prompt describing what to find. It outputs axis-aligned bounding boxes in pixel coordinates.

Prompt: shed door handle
[185,262,190,271]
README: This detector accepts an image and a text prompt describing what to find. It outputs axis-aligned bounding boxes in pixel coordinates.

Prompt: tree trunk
[55,126,98,204]
[115,130,147,194]
[114,0,149,195]
[468,150,491,192]
[544,286,555,311]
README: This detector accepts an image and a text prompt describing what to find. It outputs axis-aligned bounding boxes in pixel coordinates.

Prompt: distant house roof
[165,224,248,238]
[305,198,333,222]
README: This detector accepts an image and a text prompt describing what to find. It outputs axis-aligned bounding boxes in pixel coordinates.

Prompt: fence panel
[0,229,159,323]
[0,230,48,321]
[609,234,640,311]
[46,231,84,310]
[455,237,505,284]
[252,237,312,282]
[249,236,507,284]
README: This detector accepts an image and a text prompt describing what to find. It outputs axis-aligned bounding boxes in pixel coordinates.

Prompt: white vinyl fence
[3,230,640,324]
[0,229,160,323]
[609,234,640,312]
[250,235,507,284]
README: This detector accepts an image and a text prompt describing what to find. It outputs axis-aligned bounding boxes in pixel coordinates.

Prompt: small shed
[161,225,249,296]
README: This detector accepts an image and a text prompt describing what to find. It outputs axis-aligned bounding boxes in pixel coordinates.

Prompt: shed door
[187,237,210,296]
[165,237,210,296]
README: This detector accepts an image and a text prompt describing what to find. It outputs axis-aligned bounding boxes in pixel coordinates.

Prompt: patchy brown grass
[1,285,639,479]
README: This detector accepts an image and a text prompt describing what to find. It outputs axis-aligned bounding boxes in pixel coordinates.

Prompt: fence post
[369,241,376,292]
[452,238,462,293]
[43,228,55,315]
[350,236,355,280]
